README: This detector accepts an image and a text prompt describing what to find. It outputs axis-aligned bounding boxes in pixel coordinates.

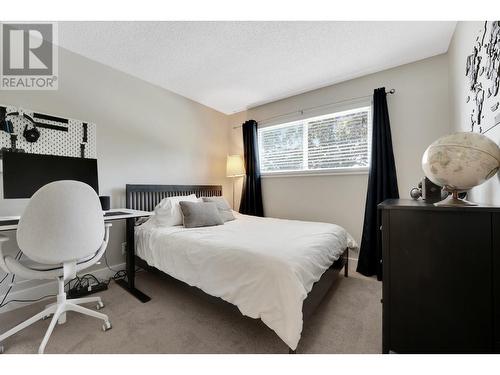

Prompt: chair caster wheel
[102,321,112,332]
[96,301,104,310]
[0,345,4,354]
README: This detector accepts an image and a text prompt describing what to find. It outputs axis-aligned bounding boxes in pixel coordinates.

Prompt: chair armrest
[75,222,112,272]
[104,223,112,243]
[0,235,11,274]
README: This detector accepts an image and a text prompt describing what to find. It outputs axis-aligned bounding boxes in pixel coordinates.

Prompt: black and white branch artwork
[465,21,500,133]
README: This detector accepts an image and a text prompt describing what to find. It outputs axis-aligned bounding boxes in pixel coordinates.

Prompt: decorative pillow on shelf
[179,201,224,228]
[153,194,198,226]
[202,196,235,222]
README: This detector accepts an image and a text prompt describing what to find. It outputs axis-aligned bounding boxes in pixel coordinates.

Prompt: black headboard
[126,184,223,211]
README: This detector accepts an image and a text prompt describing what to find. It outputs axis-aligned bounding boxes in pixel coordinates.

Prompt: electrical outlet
[121,242,127,256]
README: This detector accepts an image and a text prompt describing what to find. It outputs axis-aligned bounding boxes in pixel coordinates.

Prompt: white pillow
[153,194,198,226]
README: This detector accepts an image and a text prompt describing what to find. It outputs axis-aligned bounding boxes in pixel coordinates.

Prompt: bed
[121,184,357,352]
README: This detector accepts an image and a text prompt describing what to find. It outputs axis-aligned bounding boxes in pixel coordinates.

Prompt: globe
[421,132,500,206]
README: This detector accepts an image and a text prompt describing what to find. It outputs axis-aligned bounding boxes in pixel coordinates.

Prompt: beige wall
[0,46,229,304]
[0,30,458,307]
[229,54,451,247]
[448,21,500,205]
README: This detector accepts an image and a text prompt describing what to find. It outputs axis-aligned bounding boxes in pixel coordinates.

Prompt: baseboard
[0,262,125,313]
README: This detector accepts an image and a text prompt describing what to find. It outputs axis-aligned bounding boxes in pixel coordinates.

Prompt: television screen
[2,152,99,199]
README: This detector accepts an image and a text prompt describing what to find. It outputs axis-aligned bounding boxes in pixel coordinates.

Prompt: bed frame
[119,184,349,353]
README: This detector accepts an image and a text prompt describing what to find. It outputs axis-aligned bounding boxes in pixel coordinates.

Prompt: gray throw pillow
[202,196,235,222]
[179,201,224,228]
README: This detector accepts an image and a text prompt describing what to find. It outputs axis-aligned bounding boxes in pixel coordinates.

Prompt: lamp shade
[226,155,245,177]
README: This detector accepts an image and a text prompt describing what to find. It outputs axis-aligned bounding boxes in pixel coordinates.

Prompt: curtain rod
[232,88,396,129]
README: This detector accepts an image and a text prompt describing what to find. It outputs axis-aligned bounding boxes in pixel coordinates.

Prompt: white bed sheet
[135,212,357,350]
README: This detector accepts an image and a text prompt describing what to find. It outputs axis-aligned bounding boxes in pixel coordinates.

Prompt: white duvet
[135,212,357,350]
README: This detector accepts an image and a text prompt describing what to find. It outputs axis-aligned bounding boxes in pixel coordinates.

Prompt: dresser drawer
[383,208,492,353]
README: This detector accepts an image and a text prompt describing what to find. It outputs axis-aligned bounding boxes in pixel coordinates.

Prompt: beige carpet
[0,261,381,354]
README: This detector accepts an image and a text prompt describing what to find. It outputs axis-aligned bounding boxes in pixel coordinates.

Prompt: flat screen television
[2,152,99,199]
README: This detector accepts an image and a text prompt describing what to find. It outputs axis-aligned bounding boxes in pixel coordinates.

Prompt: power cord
[0,274,16,308]
[106,270,127,285]
[0,271,74,310]
[0,276,99,310]
[0,249,135,309]
[0,293,57,309]
[0,251,23,308]
[0,269,133,310]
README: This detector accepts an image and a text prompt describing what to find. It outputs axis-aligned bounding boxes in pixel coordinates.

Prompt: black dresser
[379,199,500,353]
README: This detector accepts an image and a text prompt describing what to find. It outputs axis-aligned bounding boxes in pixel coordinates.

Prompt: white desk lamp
[226,155,246,209]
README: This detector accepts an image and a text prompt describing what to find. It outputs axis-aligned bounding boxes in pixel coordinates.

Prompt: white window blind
[258,106,371,175]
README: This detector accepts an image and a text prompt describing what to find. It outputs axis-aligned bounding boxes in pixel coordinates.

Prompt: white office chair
[0,180,112,354]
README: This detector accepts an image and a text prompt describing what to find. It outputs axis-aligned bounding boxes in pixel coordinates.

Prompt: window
[258,106,371,175]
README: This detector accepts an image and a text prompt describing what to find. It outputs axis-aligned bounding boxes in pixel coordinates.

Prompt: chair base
[0,279,111,354]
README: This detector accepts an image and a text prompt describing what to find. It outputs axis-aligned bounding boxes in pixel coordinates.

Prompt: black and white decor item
[0,105,96,159]
[465,21,500,133]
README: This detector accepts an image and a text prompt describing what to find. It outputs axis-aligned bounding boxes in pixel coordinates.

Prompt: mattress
[135,212,357,350]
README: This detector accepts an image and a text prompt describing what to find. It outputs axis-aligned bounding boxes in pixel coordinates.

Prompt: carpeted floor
[0,261,381,354]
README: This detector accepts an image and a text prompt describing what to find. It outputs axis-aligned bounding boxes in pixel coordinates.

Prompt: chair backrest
[17,180,105,264]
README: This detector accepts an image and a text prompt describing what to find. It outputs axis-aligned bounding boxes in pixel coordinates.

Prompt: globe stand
[434,190,477,207]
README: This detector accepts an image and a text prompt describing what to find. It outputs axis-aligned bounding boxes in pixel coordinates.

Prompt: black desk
[0,208,153,302]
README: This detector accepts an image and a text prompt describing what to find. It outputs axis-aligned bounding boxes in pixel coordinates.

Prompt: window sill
[261,168,369,178]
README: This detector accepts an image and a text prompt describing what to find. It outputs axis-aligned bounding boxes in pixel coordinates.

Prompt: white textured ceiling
[58,21,456,114]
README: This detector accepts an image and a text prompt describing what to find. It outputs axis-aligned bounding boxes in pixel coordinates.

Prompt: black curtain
[357,87,399,279]
[239,120,264,216]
